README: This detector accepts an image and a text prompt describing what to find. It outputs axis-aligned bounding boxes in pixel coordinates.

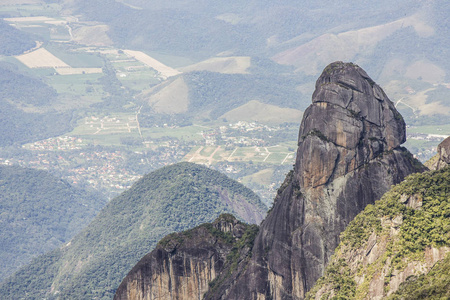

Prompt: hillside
[0,164,106,282]
[0,162,266,299]
[66,0,449,126]
[306,166,450,299]
[0,64,73,146]
[0,19,36,56]
[63,0,423,59]
[138,65,305,126]
[115,214,259,300]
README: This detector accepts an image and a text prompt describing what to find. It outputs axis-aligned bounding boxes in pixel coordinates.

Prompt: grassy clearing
[117,71,160,91]
[46,45,104,68]
[0,3,61,17]
[241,168,274,186]
[47,73,104,97]
[407,124,450,135]
[141,125,204,142]
[111,60,143,70]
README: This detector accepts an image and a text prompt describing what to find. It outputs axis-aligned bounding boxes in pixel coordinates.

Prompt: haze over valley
[0,0,449,299]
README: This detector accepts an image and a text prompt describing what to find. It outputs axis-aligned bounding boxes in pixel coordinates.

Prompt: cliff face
[306,166,450,300]
[114,62,424,300]
[426,136,450,171]
[206,62,424,299]
[114,214,257,300]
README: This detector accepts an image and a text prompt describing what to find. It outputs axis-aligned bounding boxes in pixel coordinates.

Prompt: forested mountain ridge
[0,162,266,299]
[0,164,106,282]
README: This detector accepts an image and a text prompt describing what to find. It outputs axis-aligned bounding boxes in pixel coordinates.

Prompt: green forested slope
[0,162,266,299]
[0,165,106,282]
[0,64,57,106]
[0,64,72,146]
[387,252,450,300]
[306,166,450,299]
[0,20,36,56]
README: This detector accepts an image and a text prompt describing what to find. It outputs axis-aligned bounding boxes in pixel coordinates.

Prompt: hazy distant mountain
[62,0,423,59]
[138,67,306,125]
[0,162,266,299]
[0,164,106,282]
[54,0,450,124]
[0,64,73,146]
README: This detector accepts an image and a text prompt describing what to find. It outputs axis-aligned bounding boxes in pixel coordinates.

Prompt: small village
[0,121,294,199]
[0,119,445,199]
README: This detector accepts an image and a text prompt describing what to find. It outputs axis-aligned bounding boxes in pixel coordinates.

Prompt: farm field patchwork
[184,145,296,165]
[123,50,182,78]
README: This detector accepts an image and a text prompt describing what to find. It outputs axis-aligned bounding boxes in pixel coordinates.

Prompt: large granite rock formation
[426,136,450,171]
[114,214,257,300]
[114,62,424,300]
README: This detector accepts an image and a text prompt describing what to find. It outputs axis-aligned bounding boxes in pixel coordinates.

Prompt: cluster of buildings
[201,121,280,147]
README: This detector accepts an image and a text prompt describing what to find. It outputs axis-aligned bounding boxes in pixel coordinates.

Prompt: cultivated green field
[406,124,450,135]
[0,3,61,17]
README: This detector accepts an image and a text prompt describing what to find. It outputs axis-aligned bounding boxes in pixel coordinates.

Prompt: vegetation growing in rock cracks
[306,166,450,300]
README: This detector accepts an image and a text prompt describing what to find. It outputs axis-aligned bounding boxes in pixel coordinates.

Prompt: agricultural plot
[55,68,102,75]
[184,145,296,165]
[103,50,161,91]
[48,73,103,97]
[140,125,205,142]
[72,114,139,136]
[16,47,69,68]
[407,124,450,135]
[124,50,182,78]
[5,13,70,40]
[68,114,143,147]
[0,3,61,17]
[15,46,103,76]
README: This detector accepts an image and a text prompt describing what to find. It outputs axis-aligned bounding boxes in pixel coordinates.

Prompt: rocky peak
[114,62,425,300]
[297,61,405,188]
[207,62,424,299]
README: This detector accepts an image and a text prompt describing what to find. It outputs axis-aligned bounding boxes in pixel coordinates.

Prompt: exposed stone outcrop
[114,62,425,300]
[114,214,255,300]
[204,62,424,299]
[306,166,450,300]
[426,136,450,171]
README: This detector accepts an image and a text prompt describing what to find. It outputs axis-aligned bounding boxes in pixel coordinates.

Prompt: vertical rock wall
[209,62,424,299]
[114,62,425,300]
[114,215,248,300]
